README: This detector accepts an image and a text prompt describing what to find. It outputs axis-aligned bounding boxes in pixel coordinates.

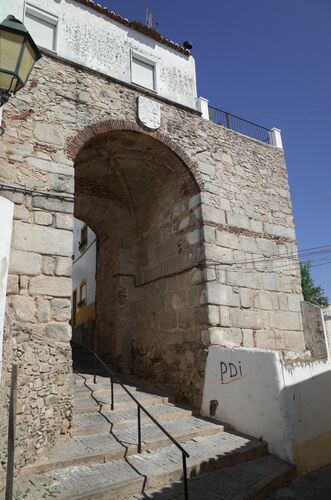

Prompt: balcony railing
[209,105,271,144]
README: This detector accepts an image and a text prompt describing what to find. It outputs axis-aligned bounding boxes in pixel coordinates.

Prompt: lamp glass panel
[18,40,35,83]
[0,30,24,73]
[0,72,20,92]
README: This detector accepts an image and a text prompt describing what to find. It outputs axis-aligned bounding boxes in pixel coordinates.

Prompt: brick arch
[66,119,202,190]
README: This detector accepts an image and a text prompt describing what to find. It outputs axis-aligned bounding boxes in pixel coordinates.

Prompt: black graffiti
[220,361,243,383]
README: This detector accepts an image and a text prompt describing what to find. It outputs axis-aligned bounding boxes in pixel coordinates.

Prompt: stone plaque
[137,96,161,130]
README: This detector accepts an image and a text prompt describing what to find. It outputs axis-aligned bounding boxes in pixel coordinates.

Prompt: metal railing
[209,105,271,144]
[71,341,190,499]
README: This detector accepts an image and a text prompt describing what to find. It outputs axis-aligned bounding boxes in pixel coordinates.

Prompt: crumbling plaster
[1,0,197,109]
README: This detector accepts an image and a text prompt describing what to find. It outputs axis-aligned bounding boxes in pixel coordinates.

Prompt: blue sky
[101,0,331,300]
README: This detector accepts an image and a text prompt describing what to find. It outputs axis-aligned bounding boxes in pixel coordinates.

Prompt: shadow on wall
[201,346,331,474]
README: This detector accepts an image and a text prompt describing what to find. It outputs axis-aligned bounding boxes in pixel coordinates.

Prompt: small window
[79,224,88,251]
[131,54,156,91]
[78,281,87,307]
[24,4,58,51]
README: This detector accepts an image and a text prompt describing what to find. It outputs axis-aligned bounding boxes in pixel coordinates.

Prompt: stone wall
[301,301,328,359]
[0,52,305,475]
[0,188,73,487]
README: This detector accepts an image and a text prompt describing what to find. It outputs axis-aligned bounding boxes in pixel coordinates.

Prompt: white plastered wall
[3,0,197,109]
[72,218,96,307]
[0,196,14,379]
[201,346,331,473]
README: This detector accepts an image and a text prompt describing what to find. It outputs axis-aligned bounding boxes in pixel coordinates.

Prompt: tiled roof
[74,0,191,56]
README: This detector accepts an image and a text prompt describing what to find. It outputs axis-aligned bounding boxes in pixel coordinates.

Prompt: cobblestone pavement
[268,465,331,499]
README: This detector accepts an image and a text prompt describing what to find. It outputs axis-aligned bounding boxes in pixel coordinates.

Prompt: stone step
[74,374,137,391]
[15,432,269,499]
[73,391,168,414]
[22,416,224,475]
[73,373,167,397]
[132,454,295,500]
[72,403,194,436]
[73,384,156,401]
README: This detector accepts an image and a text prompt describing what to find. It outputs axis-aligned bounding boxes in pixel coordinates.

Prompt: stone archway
[71,123,206,406]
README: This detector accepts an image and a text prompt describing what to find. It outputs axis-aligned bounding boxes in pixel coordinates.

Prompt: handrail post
[182,452,189,500]
[5,364,18,500]
[93,329,97,384]
[110,376,114,411]
[225,112,230,129]
[137,405,142,453]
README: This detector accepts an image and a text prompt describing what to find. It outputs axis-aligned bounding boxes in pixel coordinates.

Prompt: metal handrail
[71,340,190,499]
[209,105,271,144]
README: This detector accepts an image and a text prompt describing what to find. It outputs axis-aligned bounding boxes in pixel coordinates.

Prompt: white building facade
[72,219,96,330]
[0,0,198,109]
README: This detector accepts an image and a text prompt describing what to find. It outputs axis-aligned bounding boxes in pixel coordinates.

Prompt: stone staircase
[10,372,295,499]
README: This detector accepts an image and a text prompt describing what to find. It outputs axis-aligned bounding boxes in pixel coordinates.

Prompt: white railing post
[269,127,283,149]
[196,97,210,120]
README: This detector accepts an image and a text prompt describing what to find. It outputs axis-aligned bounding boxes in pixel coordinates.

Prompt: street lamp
[0,15,42,107]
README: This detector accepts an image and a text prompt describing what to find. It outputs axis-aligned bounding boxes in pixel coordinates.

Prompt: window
[79,224,88,251]
[24,3,58,51]
[131,54,156,91]
[78,281,87,307]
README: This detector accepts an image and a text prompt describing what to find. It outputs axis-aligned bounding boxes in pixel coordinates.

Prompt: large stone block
[55,257,72,277]
[256,238,278,257]
[46,323,72,343]
[11,296,36,322]
[284,331,306,352]
[34,211,53,226]
[255,330,275,349]
[55,213,74,230]
[238,236,257,253]
[227,213,250,230]
[6,274,19,294]
[13,222,72,256]
[204,244,233,264]
[36,298,50,322]
[51,298,71,321]
[264,222,296,240]
[9,250,41,276]
[216,230,239,249]
[202,205,226,225]
[270,311,302,331]
[34,123,65,147]
[230,309,268,330]
[227,270,262,289]
[32,197,74,214]
[206,283,239,307]
[207,327,242,347]
[239,288,253,308]
[30,276,71,297]
[27,157,74,176]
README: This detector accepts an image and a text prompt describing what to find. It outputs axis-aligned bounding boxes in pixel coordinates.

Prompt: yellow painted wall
[293,430,331,474]
[75,302,95,326]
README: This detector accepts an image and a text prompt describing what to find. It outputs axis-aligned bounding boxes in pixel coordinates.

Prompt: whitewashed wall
[72,218,96,307]
[201,346,331,473]
[0,197,14,379]
[2,0,197,109]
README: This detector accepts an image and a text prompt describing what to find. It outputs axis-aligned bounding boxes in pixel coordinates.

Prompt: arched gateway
[1,0,319,485]
[71,122,206,405]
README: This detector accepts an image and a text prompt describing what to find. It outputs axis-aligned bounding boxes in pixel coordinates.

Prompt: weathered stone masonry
[0,52,305,480]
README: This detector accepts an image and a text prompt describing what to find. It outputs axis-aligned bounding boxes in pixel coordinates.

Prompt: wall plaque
[137,96,161,130]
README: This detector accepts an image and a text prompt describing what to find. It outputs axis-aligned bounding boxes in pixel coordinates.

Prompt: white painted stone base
[201,346,331,473]
[0,196,14,379]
